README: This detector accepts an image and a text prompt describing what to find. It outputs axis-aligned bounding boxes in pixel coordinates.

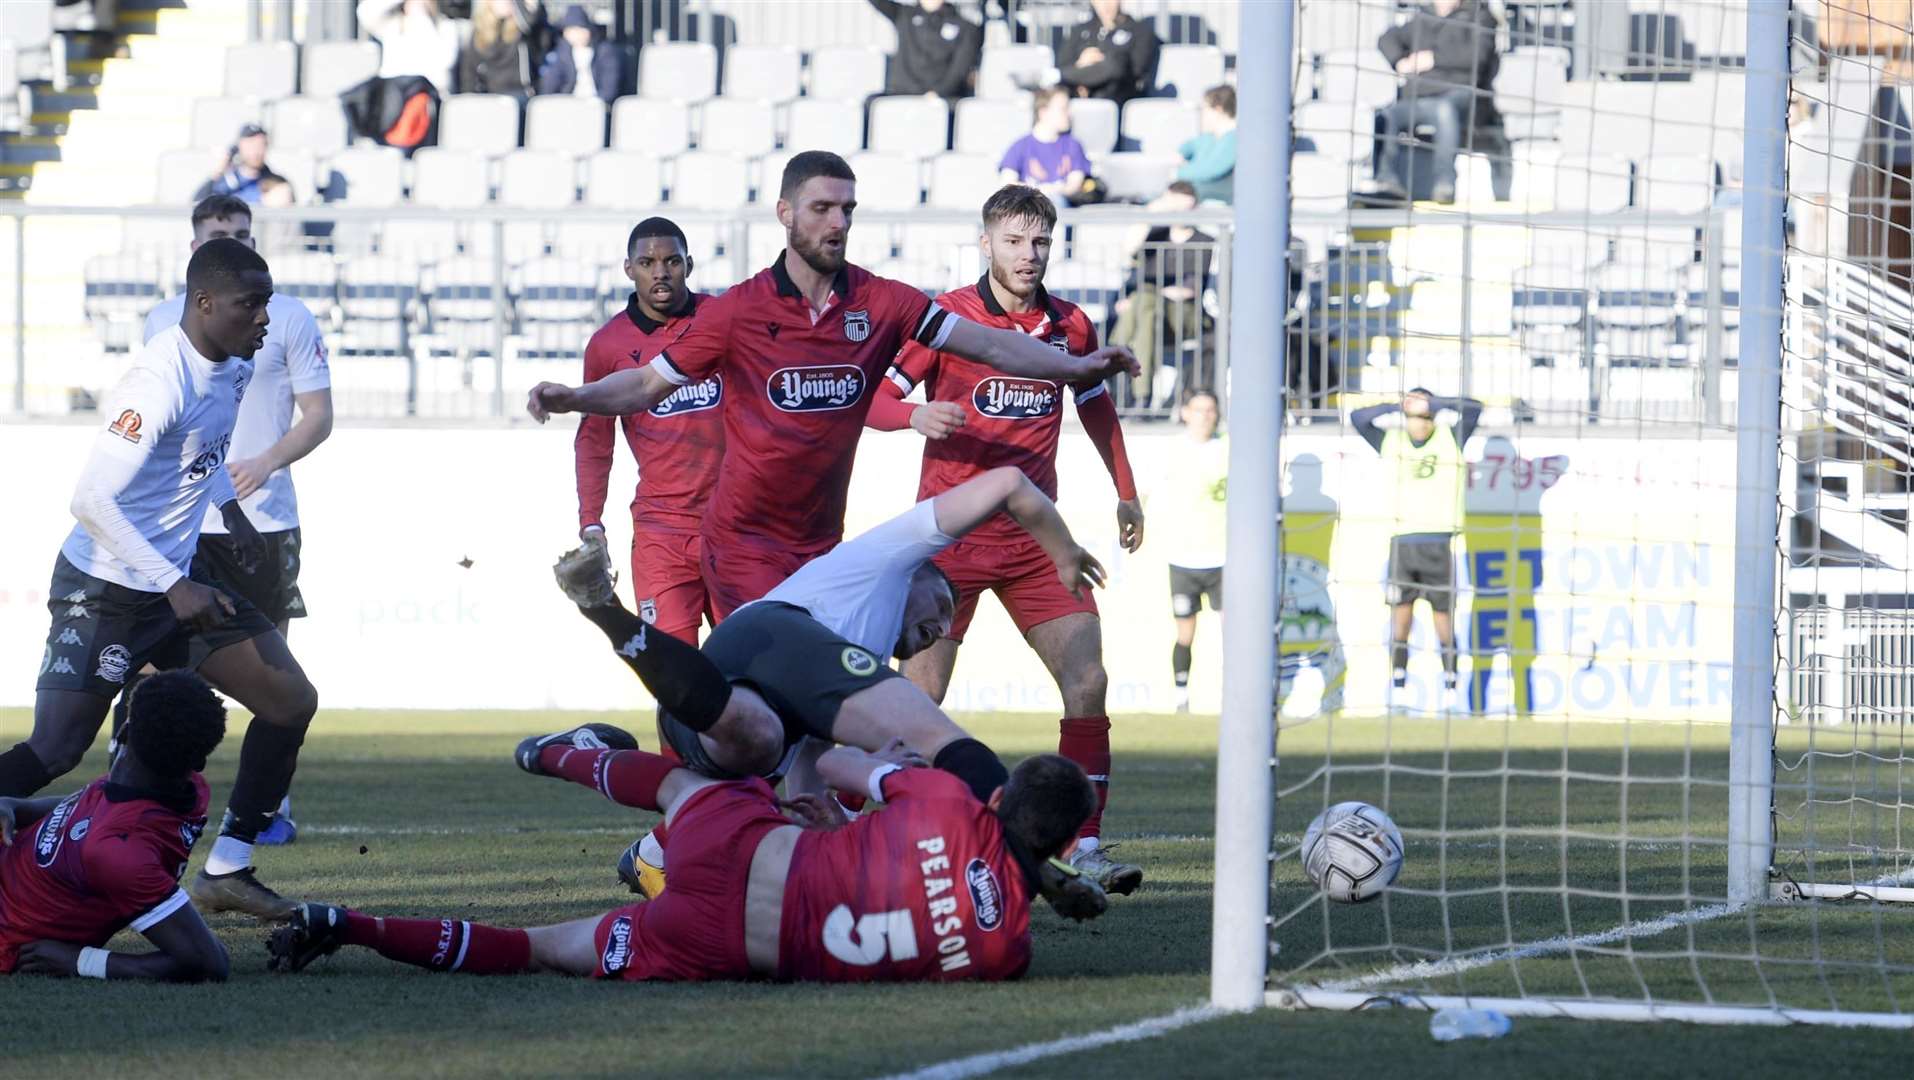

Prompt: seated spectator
[537,5,627,105]
[1110,181,1213,408]
[195,123,289,205]
[999,86,1093,206]
[1058,0,1159,106]
[358,0,462,97]
[459,0,548,101]
[867,0,981,101]
[1372,0,1501,205]
[1177,84,1236,205]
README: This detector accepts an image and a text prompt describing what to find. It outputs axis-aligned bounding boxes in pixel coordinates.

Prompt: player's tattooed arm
[0,796,65,845]
[938,318,1142,384]
[526,365,673,422]
[15,905,229,983]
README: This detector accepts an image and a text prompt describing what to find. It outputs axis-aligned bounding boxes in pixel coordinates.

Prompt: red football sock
[834,790,869,814]
[539,745,676,811]
[342,911,532,975]
[1058,715,1112,841]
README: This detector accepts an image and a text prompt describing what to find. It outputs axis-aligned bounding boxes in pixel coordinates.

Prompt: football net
[1244,0,1914,1026]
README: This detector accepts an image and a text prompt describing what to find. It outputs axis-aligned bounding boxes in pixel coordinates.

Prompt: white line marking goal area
[875,1006,1227,1080]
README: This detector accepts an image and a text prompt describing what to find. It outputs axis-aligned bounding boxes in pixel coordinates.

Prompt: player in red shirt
[0,669,229,982]
[574,217,724,643]
[267,725,1099,983]
[526,150,1139,621]
[866,185,1145,894]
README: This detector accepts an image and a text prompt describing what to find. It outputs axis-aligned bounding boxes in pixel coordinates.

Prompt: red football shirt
[779,768,1033,983]
[888,277,1126,545]
[650,256,957,552]
[0,774,208,971]
[575,292,725,536]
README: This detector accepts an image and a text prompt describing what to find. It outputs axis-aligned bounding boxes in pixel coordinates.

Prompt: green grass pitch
[0,708,1905,1079]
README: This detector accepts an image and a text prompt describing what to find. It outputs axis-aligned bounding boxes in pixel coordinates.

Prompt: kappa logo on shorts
[34,794,78,868]
[637,599,658,625]
[602,915,634,973]
[618,627,649,657]
[95,643,132,684]
[180,820,205,850]
[61,589,90,619]
[841,646,878,677]
[843,309,871,343]
[769,365,864,412]
[649,375,722,419]
[972,377,1060,421]
[965,858,1005,932]
[108,409,143,444]
[56,627,83,646]
[44,652,78,676]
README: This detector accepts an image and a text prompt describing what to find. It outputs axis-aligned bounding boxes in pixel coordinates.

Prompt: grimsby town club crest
[843,309,870,342]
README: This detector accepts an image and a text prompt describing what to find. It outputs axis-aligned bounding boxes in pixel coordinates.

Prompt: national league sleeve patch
[108,409,143,444]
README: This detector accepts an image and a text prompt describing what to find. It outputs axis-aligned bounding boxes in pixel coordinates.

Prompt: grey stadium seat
[847,152,920,210]
[301,40,381,98]
[668,152,750,210]
[754,150,794,204]
[191,97,263,152]
[977,45,1051,100]
[584,150,665,209]
[784,99,862,157]
[499,149,578,207]
[154,148,212,205]
[1317,48,1399,109]
[440,94,522,156]
[1070,98,1118,156]
[954,97,1027,157]
[928,153,999,210]
[1121,98,1197,155]
[323,145,405,206]
[611,97,692,157]
[868,95,949,156]
[807,47,887,102]
[526,95,607,155]
[267,96,349,156]
[1153,45,1225,102]
[1094,152,1179,202]
[411,148,490,208]
[267,147,318,196]
[639,42,719,103]
[723,44,802,103]
[698,98,776,156]
[225,42,298,100]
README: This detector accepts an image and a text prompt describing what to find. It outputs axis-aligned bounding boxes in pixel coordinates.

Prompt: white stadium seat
[977,45,1051,99]
[807,47,887,102]
[723,44,802,102]
[301,40,380,97]
[525,95,607,155]
[191,96,262,151]
[611,97,692,157]
[848,152,920,210]
[1636,154,1717,215]
[1154,44,1225,102]
[754,150,795,203]
[868,95,949,156]
[1070,97,1119,156]
[439,94,522,156]
[411,148,490,208]
[498,149,577,207]
[954,97,1028,156]
[1121,98,1198,155]
[266,147,318,195]
[584,150,665,209]
[154,148,211,205]
[928,153,1000,211]
[698,98,776,156]
[323,145,404,206]
[1094,152,1179,202]
[1318,47,1399,109]
[784,99,863,157]
[225,41,298,99]
[1554,154,1633,214]
[640,42,719,103]
[267,95,349,156]
[669,151,750,209]
[1292,101,1368,163]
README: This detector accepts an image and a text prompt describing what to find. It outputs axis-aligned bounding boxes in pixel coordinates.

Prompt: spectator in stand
[1057,0,1159,106]
[358,0,462,97]
[1109,181,1213,408]
[1176,85,1236,204]
[866,0,982,101]
[459,0,547,101]
[195,123,289,205]
[999,86,1092,207]
[1373,0,1501,205]
[537,5,628,105]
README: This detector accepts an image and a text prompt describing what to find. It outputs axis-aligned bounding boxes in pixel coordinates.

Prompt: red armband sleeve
[865,378,918,432]
[1070,314,1136,500]
[574,339,616,530]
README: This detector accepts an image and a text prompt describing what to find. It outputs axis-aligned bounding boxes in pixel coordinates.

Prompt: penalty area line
[874,1005,1226,1080]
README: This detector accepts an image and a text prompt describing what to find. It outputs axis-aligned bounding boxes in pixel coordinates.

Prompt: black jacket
[1377,1,1501,123]
[868,0,981,99]
[338,73,442,150]
[1058,12,1159,105]
[458,1,546,97]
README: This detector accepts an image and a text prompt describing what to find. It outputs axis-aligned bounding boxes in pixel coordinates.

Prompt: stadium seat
[1292,101,1368,163]
[224,42,298,99]
[611,97,692,157]
[513,255,603,355]
[267,96,349,157]
[323,145,404,205]
[1093,152,1179,202]
[525,96,607,155]
[698,98,776,156]
[807,47,887,102]
[84,252,168,353]
[1495,46,1572,111]
[268,147,319,196]
[784,99,862,157]
[1636,154,1717,215]
[1317,48,1398,109]
[584,150,665,208]
[977,45,1051,99]
[439,94,522,156]
[421,256,507,353]
[1120,99,1198,155]
[154,148,212,205]
[124,214,185,256]
[0,0,53,83]
[669,152,751,209]
[868,95,949,156]
[190,97,263,152]
[848,152,920,210]
[301,40,381,98]
[1043,260,1124,325]
[640,42,719,103]
[266,252,341,319]
[499,149,578,207]
[336,256,419,353]
[723,44,802,103]
[0,48,20,134]
[753,150,794,203]
[1289,152,1358,213]
[928,153,999,211]
[1554,154,1633,214]
[1070,97,1119,156]
[411,148,490,208]
[954,97,1028,157]
[1153,44,1225,102]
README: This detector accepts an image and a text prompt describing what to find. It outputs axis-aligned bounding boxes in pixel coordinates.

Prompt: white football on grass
[1302,801,1404,903]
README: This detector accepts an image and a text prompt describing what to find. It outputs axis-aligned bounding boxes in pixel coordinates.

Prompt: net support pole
[1727,0,1787,906]
[1209,0,1289,1011]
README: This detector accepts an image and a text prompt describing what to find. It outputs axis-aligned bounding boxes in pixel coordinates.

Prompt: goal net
[1249,0,1914,1026]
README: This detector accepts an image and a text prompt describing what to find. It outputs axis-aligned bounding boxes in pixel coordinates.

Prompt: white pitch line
[299,824,633,837]
[874,1006,1227,1080]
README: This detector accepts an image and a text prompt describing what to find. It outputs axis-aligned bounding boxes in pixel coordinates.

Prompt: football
[1302,801,1405,903]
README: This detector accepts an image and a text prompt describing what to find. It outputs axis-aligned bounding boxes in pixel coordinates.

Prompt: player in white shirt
[2,240,321,924]
[121,194,334,846]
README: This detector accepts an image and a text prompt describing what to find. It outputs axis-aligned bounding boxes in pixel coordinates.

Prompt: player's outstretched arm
[814,739,927,806]
[939,318,1140,384]
[0,795,64,845]
[526,365,674,422]
[13,905,229,983]
[932,467,1105,598]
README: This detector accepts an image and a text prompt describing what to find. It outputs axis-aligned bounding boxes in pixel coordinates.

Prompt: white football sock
[638,830,666,870]
[277,795,292,817]
[204,836,254,876]
[1074,835,1100,854]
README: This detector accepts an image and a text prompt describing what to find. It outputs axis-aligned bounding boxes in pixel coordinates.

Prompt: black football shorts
[195,527,306,624]
[1386,535,1457,612]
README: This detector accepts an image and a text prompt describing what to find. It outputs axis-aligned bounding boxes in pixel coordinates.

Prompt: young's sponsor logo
[972,377,1060,420]
[602,915,633,973]
[34,795,79,868]
[96,644,132,684]
[966,858,1005,932]
[649,375,722,418]
[108,410,143,444]
[769,365,864,412]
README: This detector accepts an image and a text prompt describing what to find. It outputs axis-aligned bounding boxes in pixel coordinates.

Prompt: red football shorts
[591,779,788,982]
[629,528,712,641]
[936,535,1099,643]
[700,535,829,623]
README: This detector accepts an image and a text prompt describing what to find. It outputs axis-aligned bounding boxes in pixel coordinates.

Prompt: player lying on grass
[267,727,1094,982]
[0,670,229,982]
